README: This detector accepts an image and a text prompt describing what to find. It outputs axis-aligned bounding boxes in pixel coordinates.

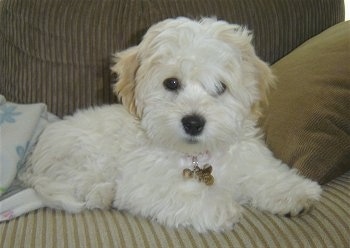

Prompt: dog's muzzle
[181,114,206,136]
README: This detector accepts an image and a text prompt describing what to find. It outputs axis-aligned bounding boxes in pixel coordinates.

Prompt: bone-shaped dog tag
[182,163,214,186]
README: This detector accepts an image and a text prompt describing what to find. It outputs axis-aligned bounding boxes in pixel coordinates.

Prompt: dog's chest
[117,146,234,192]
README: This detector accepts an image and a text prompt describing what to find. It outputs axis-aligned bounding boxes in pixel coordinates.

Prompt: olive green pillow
[261,21,350,184]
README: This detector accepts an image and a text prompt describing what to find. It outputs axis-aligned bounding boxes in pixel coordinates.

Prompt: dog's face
[112,17,273,154]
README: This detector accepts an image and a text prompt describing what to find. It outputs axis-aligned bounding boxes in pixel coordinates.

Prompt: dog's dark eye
[216,82,227,95]
[163,78,181,91]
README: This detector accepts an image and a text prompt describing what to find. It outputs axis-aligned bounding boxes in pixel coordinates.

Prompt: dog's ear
[249,54,275,117]
[238,30,274,118]
[218,24,274,117]
[111,46,140,116]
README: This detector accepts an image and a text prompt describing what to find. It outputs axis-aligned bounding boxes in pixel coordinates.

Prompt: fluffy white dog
[20,17,322,232]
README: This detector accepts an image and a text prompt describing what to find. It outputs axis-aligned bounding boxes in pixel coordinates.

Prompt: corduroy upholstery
[0,0,345,117]
[261,21,350,184]
[1,171,349,247]
[1,0,349,247]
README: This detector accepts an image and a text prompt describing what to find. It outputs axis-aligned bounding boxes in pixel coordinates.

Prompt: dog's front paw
[191,198,242,232]
[85,182,116,209]
[269,180,322,217]
[279,197,315,217]
[210,202,242,231]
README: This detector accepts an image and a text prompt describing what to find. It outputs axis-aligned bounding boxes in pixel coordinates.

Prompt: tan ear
[251,57,275,118]
[234,30,274,118]
[111,46,139,116]
[233,29,274,118]
[214,22,274,118]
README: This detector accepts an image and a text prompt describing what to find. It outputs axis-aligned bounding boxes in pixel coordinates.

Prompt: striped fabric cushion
[1,171,349,247]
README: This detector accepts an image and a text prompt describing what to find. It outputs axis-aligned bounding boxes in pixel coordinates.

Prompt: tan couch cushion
[1,171,349,247]
[261,21,350,184]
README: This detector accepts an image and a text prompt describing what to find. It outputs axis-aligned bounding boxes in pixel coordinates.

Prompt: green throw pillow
[261,21,350,184]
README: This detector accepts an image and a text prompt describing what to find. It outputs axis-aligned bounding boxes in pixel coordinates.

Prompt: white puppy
[20,17,322,232]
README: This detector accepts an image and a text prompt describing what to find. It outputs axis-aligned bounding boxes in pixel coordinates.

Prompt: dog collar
[182,153,214,186]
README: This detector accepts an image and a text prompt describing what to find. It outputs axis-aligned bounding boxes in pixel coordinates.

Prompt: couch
[1,0,349,247]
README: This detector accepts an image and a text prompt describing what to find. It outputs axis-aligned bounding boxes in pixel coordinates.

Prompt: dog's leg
[26,178,86,213]
[21,171,116,212]
[176,189,243,232]
[20,147,117,212]
[114,181,242,232]
[78,181,116,210]
[239,141,322,216]
[247,169,321,216]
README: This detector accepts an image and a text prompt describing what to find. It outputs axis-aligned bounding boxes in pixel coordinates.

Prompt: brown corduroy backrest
[0,0,345,117]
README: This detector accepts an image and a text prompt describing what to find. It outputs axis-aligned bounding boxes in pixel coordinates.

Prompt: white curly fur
[20,17,322,233]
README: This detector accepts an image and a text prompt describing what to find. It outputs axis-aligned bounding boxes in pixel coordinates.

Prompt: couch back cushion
[0,0,345,116]
[261,21,350,184]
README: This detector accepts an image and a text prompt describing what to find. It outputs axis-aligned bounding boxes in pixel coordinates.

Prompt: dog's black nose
[181,114,206,136]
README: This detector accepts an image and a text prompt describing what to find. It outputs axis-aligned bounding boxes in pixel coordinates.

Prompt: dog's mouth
[185,137,199,144]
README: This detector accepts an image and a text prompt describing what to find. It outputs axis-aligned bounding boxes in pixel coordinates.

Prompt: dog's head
[112,17,273,153]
